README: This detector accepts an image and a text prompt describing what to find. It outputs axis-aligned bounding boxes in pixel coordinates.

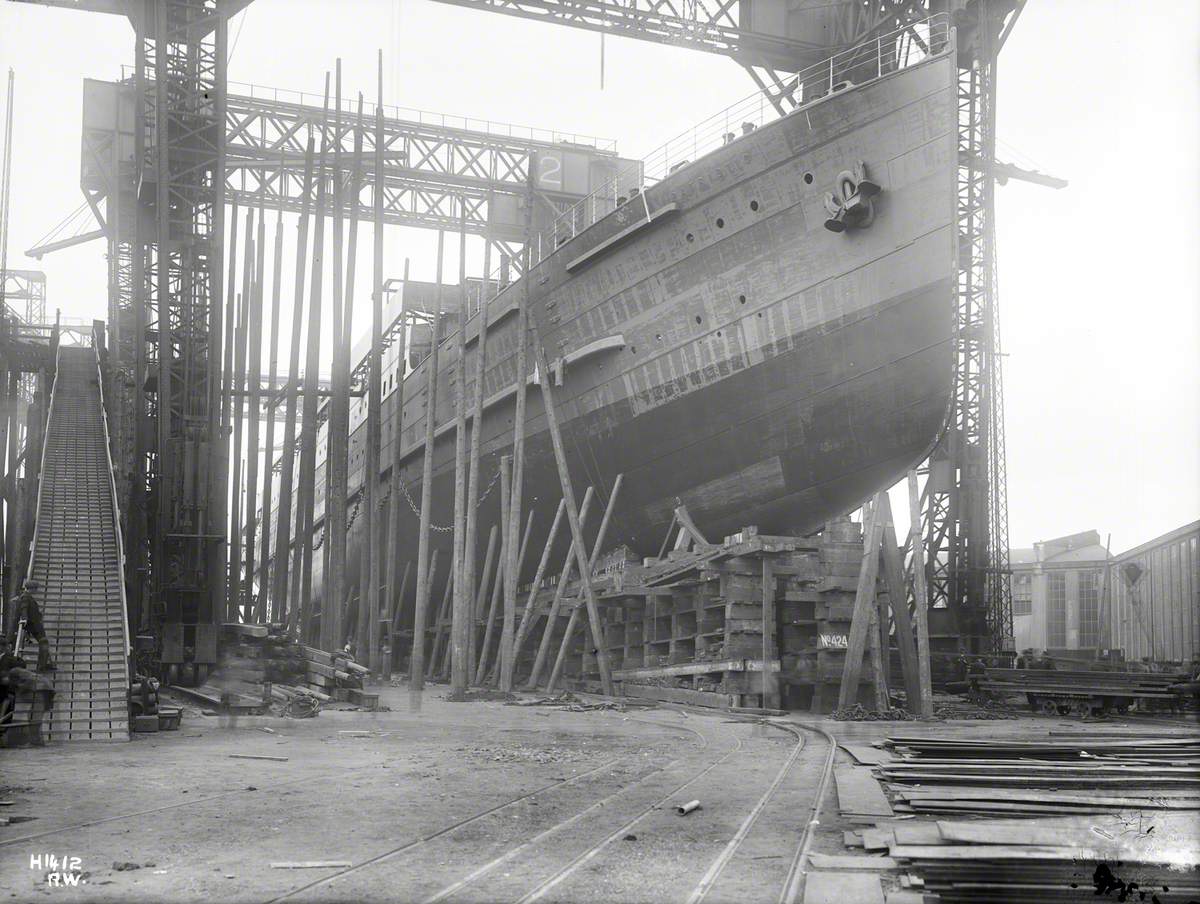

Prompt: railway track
[267,710,838,904]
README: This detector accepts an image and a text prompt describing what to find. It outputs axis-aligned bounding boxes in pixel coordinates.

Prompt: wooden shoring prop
[322,65,347,654]
[243,190,266,621]
[762,557,779,709]
[511,498,566,657]
[293,76,331,642]
[470,524,499,674]
[907,470,934,718]
[543,475,624,694]
[362,66,382,674]
[528,321,614,696]
[429,569,455,679]
[485,508,535,685]
[449,214,471,695]
[274,134,315,632]
[838,495,885,710]
[498,166,536,692]
[475,455,511,684]
[408,230,445,697]
[257,182,285,623]
[383,257,411,647]
[389,560,413,636]
[876,490,922,712]
[523,488,596,690]
[463,209,493,672]
[230,206,254,617]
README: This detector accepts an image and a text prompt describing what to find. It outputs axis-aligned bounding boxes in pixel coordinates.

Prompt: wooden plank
[803,871,884,904]
[622,683,737,708]
[808,854,898,870]
[838,502,884,708]
[842,744,892,766]
[906,470,933,717]
[834,765,893,817]
[223,622,268,638]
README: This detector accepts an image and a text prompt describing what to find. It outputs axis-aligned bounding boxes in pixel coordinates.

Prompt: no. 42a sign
[819,633,849,649]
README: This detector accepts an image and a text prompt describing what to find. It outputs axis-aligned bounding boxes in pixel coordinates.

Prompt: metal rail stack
[19,345,130,741]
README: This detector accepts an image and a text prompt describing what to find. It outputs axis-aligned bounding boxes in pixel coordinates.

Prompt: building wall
[1108,521,1199,663]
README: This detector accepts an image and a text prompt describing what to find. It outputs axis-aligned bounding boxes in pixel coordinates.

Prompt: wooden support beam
[545,606,581,693]
[838,498,884,710]
[257,191,285,624]
[528,321,614,696]
[242,191,266,622]
[877,491,922,713]
[323,64,348,656]
[294,82,331,643]
[230,205,254,618]
[486,508,535,686]
[274,138,314,629]
[362,78,381,676]
[408,231,444,698]
[907,470,934,718]
[523,488,595,690]
[214,195,238,624]
[389,560,412,636]
[762,557,779,709]
[429,570,455,679]
[449,213,471,696]
[511,497,566,657]
[475,455,511,684]
[462,234,492,674]
[470,525,499,672]
[383,256,411,646]
[540,477,624,692]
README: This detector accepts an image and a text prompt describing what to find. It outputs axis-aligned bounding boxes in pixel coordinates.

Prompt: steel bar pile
[979,667,1188,700]
[869,813,1200,903]
[879,734,1200,816]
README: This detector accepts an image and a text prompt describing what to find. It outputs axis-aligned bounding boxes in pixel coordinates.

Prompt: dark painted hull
[266,47,959,622]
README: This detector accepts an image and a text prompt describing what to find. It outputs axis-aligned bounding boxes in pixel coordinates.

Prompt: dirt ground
[1,685,1192,903]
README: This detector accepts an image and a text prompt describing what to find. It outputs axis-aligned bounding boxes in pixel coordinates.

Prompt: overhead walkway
[16,345,130,741]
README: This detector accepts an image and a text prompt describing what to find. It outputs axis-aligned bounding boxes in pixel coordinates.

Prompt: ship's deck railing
[453,14,949,332]
[522,13,952,270]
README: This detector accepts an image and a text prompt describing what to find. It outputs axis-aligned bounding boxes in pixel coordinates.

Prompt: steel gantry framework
[434,0,1019,652]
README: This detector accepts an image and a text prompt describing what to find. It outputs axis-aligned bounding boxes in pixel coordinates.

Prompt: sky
[0,0,1197,555]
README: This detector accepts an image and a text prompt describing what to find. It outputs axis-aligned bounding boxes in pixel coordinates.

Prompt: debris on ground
[832,704,915,721]
[677,800,701,815]
[270,861,353,869]
[112,861,155,871]
[504,692,639,712]
[444,689,517,703]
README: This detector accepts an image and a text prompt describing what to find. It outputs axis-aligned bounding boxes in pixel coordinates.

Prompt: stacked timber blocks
[196,624,373,713]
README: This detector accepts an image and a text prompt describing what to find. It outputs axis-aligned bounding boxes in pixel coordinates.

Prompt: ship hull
[267,46,960,628]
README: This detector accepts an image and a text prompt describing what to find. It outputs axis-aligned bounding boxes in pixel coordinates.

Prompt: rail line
[265,713,711,903]
[513,731,746,904]
[779,720,839,904]
[420,715,713,904]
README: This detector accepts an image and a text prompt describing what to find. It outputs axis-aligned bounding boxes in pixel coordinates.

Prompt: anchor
[823,160,882,233]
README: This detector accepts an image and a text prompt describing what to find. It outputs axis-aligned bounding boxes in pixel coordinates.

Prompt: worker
[0,635,51,746]
[9,580,54,672]
[1016,648,1036,669]
[741,121,757,136]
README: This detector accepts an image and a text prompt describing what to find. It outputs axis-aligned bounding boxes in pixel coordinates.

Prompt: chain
[312,492,363,551]
[393,463,503,533]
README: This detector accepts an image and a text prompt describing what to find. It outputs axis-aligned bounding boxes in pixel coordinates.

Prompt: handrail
[23,341,60,590]
[528,13,952,269]
[94,343,134,676]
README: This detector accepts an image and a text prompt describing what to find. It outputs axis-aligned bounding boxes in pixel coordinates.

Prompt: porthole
[757,312,763,318]
[716,218,725,228]
[803,172,814,185]
[630,346,636,355]
[750,200,759,212]
[686,233,695,243]
[738,295,747,304]
[655,333,663,342]
[695,315,702,324]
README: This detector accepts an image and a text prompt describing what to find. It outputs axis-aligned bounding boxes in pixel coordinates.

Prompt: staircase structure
[19,345,130,741]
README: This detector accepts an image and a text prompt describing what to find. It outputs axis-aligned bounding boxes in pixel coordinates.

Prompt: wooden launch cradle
[496,522,898,712]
